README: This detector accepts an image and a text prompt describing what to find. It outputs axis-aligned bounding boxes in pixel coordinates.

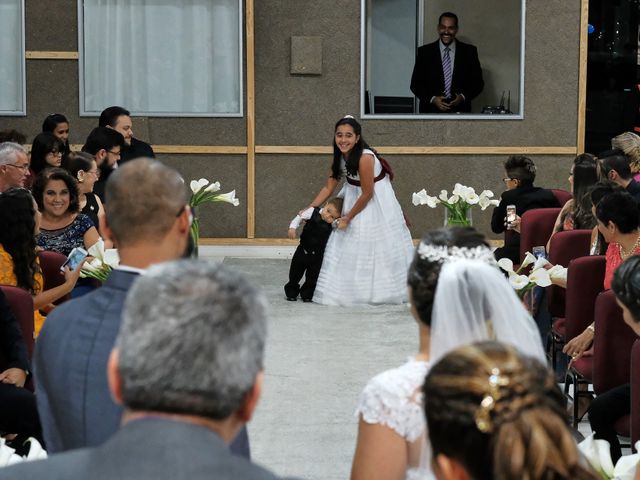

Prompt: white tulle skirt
[313,175,414,305]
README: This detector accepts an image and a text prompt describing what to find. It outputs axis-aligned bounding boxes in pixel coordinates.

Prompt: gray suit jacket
[0,418,287,480]
[35,269,140,452]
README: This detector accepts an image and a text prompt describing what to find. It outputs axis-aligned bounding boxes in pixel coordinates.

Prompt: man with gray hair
[33,158,249,457]
[0,261,287,480]
[0,142,29,192]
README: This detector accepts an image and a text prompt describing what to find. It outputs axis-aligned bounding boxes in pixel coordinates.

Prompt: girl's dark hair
[31,132,64,175]
[331,117,371,180]
[32,167,80,214]
[0,188,40,294]
[571,153,601,229]
[407,227,489,327]
[612,256,640,323]
[42,113,69,133]
[595,191,639,234]
[424,341,600,480]
[63,151,95,179]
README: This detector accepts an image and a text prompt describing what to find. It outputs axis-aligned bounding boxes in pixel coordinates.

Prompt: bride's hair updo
[407,227,491,327]
[423,341,599,480]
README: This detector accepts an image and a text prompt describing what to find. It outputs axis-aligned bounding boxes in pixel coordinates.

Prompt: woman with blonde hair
[612,132,640,181]
[423,341,600,480]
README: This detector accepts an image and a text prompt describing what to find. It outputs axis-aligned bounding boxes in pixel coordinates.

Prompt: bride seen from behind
[350,227,545,480]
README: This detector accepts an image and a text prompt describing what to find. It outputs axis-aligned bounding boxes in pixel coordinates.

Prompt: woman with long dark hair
[0,188,81,335]
[303,116,413,305]
[30,132,64,178]
[42,113,71,160]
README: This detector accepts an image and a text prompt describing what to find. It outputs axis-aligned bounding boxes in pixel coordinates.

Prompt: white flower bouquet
[498,252,567,299]
[80,239,120,282]
[578,434,640,479]
[0,436,47,466]
[189,178,240,251]
[412,183,499,227]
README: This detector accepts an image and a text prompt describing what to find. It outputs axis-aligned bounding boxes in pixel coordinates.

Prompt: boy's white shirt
[289,207,319,230]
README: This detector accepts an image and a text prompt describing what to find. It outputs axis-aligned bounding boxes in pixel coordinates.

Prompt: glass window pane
[0,0,25,115]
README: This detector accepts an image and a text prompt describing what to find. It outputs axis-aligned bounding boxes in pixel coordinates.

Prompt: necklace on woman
[620,232,640,259]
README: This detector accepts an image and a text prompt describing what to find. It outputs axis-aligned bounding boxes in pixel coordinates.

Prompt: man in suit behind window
[410,12,484,113]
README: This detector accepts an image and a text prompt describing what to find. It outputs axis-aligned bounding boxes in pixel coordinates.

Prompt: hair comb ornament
[343,114,355,119]
[417,244,497,266]
[474,367,510,433]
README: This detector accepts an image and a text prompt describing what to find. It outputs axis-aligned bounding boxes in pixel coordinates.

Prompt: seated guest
[81,127,125,201]
[611,132,640,182]
[423,341,600,480]
[589,255,640,462]
[0,260,288,480]
[99,106,155,164]
[29,132,64,179]
[492,155,559,263]
[587,182,624,256]
[63,151,105,231]
[32,168,99,257]
[0,142,29,192]
[0,287,44,450]
[0,188,82,335]
[41,114,71,161]
[351,227,544,480]
[547,153,600,252]
[563,191,640,361]
[33,159,250,457]
[601,153,640,202]
[0,130,26,144]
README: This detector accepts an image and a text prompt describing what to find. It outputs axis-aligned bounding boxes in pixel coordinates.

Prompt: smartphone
[532,246,546,259]
[60,247,88,272]
[506,204,516,229]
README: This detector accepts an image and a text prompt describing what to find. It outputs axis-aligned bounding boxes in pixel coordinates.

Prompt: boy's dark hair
[504,155,536,184]
[602,154,632,180]
[326,197,344,213]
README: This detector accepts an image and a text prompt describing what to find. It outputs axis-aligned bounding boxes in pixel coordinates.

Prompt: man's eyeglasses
[5,163,30,171]
[107,150,121,157]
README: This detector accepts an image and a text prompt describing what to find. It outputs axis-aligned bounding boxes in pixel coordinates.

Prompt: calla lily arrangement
[578,434,640,479]
[498,252,567,298]
[80,239,120,282]
[412,183,499,226]
[188,178,240,250]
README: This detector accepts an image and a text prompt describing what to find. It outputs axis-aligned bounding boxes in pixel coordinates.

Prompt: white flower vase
[444,208,472,227]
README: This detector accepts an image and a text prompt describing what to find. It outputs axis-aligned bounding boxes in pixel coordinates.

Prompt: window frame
[0,0,26,116]
[77,0,244,118]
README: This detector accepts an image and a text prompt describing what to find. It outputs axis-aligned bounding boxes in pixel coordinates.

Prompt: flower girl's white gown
[313,149,414,305]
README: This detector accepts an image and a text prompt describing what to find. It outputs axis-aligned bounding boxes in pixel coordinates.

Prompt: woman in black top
[63,152,105,237]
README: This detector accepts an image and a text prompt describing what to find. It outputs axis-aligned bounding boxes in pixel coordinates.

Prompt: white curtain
[0,0,24,114]
[81,0,241,116]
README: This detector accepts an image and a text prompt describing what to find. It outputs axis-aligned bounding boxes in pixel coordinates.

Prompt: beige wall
[1,0,585,241]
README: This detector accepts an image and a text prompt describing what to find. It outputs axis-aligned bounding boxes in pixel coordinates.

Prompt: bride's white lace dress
[355,358,434,480]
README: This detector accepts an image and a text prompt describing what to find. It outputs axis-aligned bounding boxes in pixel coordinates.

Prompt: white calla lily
[412,189,429,206]
[497,258,515,274]
[578,434,616,477]
[508,274,530,290]
[439,190,449,201]
[479,189,494,198]
[533,256,550,270]
[204,181,221,192]
[189,180,200,193]
[465,192,480,205]
[529,268,552,287]
[103,249,120,268]
[478,195,492,210]
[87,238,105,261]
[216,190,240,206]
[425,195,440,208]
[521,252,537,268]
[448,194,460,204]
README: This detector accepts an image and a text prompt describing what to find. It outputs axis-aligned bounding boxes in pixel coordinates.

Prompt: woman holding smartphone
[0,188,82,336]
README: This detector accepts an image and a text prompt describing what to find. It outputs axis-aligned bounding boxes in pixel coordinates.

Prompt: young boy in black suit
[284,197,343,302]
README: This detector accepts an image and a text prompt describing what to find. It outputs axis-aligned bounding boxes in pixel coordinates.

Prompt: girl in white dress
[305,116,414,305]
[351,227,546,480]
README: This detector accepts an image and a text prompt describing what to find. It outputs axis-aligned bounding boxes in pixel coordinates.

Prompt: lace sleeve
[355,365,427,442]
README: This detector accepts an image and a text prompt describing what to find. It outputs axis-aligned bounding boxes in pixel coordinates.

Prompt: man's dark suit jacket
[35,268,251,457]
[626,179,640,203]
[410,40,484,113]
[491,184,560,263]
[0,418,289,480]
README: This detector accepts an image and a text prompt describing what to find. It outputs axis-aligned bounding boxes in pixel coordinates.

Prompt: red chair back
[593,290,638,394]
[519,208,561,263]
[0,285,35,361]
[631,340,640,448]
[547,229,593,318]
[37,250,70,304]
[564,256,606,341]
[551,189,573,207]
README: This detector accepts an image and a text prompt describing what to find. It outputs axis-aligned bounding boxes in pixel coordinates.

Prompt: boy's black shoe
[302,298,312,303]
[286,296,297,301]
